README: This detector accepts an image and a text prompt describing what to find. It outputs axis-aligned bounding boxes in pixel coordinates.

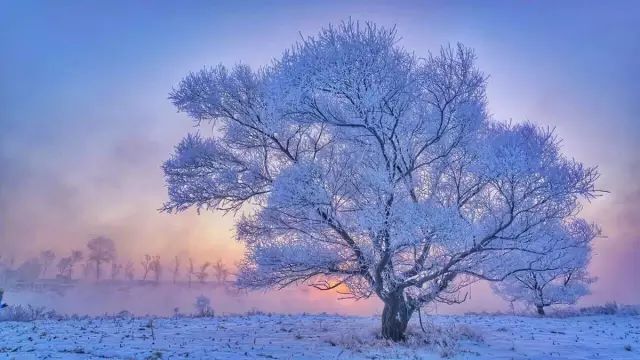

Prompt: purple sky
[1,1,639,314]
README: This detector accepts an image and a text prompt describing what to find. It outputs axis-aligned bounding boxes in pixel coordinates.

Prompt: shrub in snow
[405,323,483,358]
[617,304,640,316]
[461,303,639,318]
[114,310,134,319]
[245,308,271,316]
[323,322,482,358]
[194,295,214,317]
[578,302,629,316]
[0,304,57,322]
[163,19,601,340]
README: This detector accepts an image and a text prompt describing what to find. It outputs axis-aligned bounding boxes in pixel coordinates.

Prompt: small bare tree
[56,250,83,280]
[87,236,117,281]
[124,261,135,281]
[141,254,152,281]
[111,263,123,280]
[187,258,194,287]
[149,256,162,283]
[81,261,91,279]
[194,262,211,284]
[212,260,230,284]
[172,256,180,284]
[39,250,56,278]
[56,257,73,279]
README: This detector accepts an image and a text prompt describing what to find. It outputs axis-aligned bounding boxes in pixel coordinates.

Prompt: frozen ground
[0,313,637,359]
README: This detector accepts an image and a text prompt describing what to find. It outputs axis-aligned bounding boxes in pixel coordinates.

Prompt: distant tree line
[0,236,232,287]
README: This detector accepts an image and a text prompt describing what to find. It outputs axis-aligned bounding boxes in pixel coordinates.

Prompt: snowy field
[0,313,637,359]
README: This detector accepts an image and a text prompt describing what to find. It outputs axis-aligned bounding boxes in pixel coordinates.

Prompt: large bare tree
[162,21,600,340]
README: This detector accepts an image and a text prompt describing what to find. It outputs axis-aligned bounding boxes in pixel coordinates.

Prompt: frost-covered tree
[162,21,600,340]
[492,220,597,315]
[87,236,117,281]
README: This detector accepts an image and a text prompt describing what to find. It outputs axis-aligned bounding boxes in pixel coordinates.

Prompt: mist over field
[37,287,517,318]
[2,2,639,318]
[9,284,379,317]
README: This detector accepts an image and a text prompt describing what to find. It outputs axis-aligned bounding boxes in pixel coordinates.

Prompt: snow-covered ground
[0,313,637,359]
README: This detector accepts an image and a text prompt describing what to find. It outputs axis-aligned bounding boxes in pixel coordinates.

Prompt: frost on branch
[162,133,272,212]
[491,218,599,315]
[162,20,601,340]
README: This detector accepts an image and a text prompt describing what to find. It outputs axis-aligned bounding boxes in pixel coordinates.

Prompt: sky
[1,0,639,314]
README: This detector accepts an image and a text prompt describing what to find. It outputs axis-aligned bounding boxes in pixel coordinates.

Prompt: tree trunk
[536,305,545,316]
[381,292,413,341]
[96,261,101,281]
